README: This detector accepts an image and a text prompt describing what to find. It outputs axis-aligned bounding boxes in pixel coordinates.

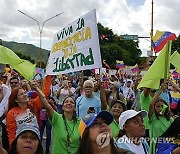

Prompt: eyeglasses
[10,82,18,84]
[84,86,93,89]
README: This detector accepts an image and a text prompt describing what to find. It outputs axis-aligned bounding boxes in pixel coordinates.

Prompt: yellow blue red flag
[152,30,176,53]
[116,60,125,68]
[131,64,139,73]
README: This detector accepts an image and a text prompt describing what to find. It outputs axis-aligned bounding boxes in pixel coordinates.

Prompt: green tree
[172,34,180,54]
[98,23,142,68]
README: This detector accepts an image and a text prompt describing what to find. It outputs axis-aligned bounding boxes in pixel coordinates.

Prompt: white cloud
[0,0,179,58]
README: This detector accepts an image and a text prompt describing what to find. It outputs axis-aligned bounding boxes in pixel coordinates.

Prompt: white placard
[109,69,117,76]
[46,9,102,75]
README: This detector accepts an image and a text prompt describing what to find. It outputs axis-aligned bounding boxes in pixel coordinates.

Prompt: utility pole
[151,0,154,56]
[18,10,64,68]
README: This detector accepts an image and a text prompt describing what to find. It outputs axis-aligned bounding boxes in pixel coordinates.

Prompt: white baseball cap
[119,110,147,129]
[109,81,120,89]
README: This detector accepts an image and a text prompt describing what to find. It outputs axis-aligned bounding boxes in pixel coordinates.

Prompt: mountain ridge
[1,40,50,65]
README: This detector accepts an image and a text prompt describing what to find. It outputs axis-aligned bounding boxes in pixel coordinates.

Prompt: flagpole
[164,41,170,82]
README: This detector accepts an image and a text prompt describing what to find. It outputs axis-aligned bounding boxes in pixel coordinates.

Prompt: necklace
[63,115,75,154]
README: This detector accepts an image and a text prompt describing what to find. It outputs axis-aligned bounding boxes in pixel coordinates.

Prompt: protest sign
[109,69,117,76]
[46,9,102,75]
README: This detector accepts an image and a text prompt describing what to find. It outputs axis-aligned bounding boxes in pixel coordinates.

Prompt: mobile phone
[89,107,95,111]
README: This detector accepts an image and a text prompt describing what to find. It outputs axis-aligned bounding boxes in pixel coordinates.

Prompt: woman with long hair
[78,110,133,154]
[6,76,51,146]
[36,87,80,154]
[149,82,174,154]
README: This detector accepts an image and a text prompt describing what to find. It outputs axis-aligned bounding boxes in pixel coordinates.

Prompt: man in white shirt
[123,81,135,109]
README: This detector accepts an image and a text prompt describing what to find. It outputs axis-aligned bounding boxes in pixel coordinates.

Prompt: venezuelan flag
[170,92,180,109]
[116,60,125,68]
[152,30,176,53]
[172,70,180,80]
[131,64,139,73]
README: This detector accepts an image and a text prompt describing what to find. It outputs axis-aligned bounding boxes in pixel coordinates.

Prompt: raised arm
[6,111,16,146]
[36,87,54,119]
[170,79,180,93]
[67,84,73,96]
[149,83,167,117]
[79,71,84,93]
[143,88,151,97]
[99,81,107,110]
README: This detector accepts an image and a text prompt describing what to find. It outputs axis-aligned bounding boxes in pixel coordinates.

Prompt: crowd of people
[0,68,179,154]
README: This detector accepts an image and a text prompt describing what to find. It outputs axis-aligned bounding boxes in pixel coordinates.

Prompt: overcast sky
[0,0,179,57]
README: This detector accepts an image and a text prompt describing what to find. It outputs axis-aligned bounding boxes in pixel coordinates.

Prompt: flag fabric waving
[131,64,139,73]
[0,45,36,80]
[116,60,125,68]
[170,51,180,69]
[103,60,111,69]
[137,42,171,89]
[171,69,180,80]
[152,30,176,53]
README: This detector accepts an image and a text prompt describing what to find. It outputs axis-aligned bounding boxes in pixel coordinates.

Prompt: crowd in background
[0,67,179,154]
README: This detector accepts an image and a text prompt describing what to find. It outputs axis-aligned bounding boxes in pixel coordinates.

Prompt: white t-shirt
[0,84,11,124]
[70,87,76,94]
[123,86,134,99]
[121,135,146,154]
[58,89,71,105]
[50,84,59,101]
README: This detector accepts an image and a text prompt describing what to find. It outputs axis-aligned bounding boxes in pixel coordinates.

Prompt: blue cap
[83,110,114,128]
[79,111,114,137]
[27,90,38,99]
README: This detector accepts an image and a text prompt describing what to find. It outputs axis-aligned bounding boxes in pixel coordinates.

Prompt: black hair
[78,128,92,154]
[9,131,44,154]
[10,76,19,82]
[62,96,77,121]
[154,98,171,121]
[160,79,164,86]
[116,129,126,140]
[62,96,77,154]
[78,127,129,154]
[109,100,127,111]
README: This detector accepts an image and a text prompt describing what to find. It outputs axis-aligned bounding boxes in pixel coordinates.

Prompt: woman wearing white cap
[116,110,150,154]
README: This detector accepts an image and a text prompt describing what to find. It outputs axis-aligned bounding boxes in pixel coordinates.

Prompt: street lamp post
[18,10,64,68]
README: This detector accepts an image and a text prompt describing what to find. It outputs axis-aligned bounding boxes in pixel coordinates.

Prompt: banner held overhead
[46,9,102,75]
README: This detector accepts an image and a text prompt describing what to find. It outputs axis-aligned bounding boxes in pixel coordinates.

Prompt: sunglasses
[10,82,18,84]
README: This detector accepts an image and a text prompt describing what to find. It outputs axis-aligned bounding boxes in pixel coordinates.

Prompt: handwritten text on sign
[46,9,102,75]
